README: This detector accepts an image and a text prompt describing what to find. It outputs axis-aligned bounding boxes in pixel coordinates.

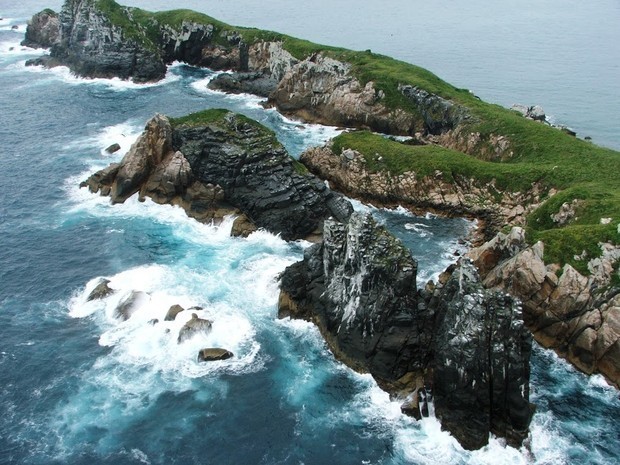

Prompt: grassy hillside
[91,0,620,276]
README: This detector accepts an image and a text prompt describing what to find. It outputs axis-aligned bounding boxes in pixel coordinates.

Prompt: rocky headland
[81,109,352,241]
[26,0,620,451]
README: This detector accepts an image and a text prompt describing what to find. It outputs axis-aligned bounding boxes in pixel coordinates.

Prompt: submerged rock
[197,348,234,362]
[114,290,149,321]
[177,313,212,343]
[86,278,114,301]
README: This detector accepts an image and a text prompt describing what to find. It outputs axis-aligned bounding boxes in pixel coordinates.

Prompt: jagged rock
[551,199,583,226]
[208,71,278,97]
[197,348,234,361]
[279,214,533,449]
[247,41,298,82]
[178,313,212,343]
[165,304,185,321]
[432,260,534,450]
[86,278,114,301]
[82,110,351,241]
[111,114,173,203]
[21,9,60,48]
[105,143,121,154]
[172,111,353,240]
[26,1,166,82]
[269,54,417,135]
[148,318,159,325]
[280,213,426,380]
[511,104,546,122]
[114,290,149,321]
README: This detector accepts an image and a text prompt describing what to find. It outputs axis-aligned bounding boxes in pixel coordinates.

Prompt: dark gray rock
[279,212,428,380]
[39,0,166,83]
[432,260,534,450]
[172,112,353,240]
[278,215,533,450]
[197,348,234,361]
[208,72,278,98]
[114,290,149,321]
[105,143,121,154]
[178,313,212,343]
[87,278,114,301]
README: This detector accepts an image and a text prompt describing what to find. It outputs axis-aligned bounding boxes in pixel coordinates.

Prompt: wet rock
[231,214,258,238]
[165,304,185,321]
[114,291,149,321]
[197,348,234,361]
[86,278,114,301]
[105,143,121,154]
[148,318,159,325]
[177,313,212,343]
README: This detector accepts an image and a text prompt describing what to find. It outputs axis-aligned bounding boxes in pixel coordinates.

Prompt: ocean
[1,1,619,464]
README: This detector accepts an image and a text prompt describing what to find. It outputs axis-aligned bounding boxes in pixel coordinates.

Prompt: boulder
[177,313,212,343]
[208,72,278,97]
[165,304,185,321]
[197,348,234,362]
[105,143,121,154]
[114,291,149,321]
[231,214,258,238]
[86,278,114,301]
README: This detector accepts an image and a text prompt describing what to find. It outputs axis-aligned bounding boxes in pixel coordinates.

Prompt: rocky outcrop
[268,54,418,135]
[81,110,352,240]
[467,227,620,387]
[197,348,234,361]
[301,144,543,239]
[21,9,61,49]
[86,278,114,301]
[165,304,185,321]
[26,0,166,82]
[208,71,278,98]
[432,261,534,450]
[279,212,533,449]
[178,313,212,343]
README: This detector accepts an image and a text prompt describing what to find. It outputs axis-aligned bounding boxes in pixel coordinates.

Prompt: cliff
[279,212,534,450]
[81,110,352,241]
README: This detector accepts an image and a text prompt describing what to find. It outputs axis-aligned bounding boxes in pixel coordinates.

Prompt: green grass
[332,131,620,274]
[169,108,231,128]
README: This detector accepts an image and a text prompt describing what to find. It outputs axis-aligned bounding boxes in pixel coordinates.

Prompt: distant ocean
[1,1,619,465]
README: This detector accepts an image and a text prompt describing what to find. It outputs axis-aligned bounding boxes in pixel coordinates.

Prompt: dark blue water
[1,10,619,465]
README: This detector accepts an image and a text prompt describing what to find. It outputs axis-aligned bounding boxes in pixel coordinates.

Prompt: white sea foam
[0,40,42,57]
[19,61,181,90]
[189,73,267,109]
[62,120,143,161]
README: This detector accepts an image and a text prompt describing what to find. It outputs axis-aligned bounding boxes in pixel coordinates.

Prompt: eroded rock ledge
[279,212,534,450]
[81,110,352,240]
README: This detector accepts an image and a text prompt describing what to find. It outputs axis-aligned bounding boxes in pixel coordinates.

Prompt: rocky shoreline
[24,0,620,452]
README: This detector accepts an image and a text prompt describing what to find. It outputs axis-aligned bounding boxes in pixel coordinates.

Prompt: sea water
[1,4,619,465]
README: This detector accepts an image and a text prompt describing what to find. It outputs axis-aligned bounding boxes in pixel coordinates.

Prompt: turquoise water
[1,4,619,465]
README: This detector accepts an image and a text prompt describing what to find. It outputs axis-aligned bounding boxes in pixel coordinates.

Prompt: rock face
[114,290,149,321]
[467,228,620,387]
[301,145,544,238]
[279,212,533,449]
[269,54,418,135]
[21,9,61,49]
[26,0,166,82]
[82,110,352,241]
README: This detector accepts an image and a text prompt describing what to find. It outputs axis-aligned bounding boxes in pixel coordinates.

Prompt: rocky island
[24,0,620,451]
